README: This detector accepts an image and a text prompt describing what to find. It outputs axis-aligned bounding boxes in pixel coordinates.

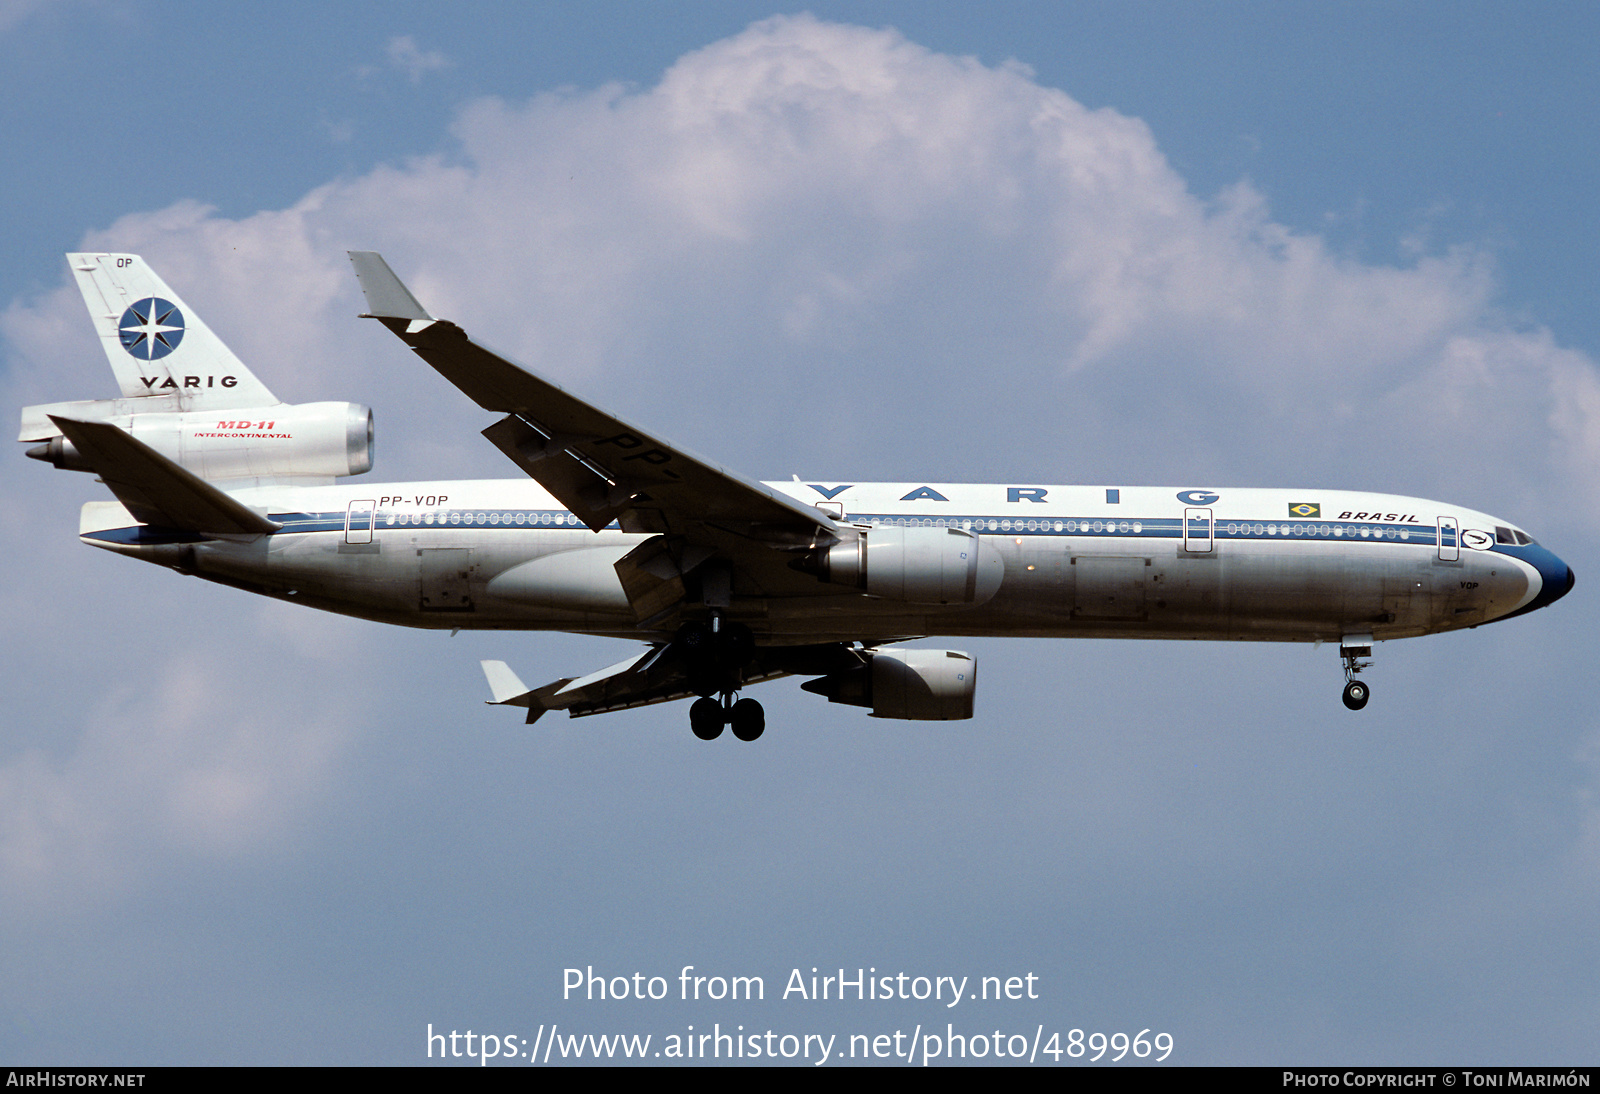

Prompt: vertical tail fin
[67,253,278,409]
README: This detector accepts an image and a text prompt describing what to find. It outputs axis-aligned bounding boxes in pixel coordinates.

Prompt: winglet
[482,660,532,704]
[480,660,551,724]
[347,252,432,321]
[49,415,280,535]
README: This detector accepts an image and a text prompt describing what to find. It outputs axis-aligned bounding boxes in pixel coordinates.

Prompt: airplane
[21,252,1575,740]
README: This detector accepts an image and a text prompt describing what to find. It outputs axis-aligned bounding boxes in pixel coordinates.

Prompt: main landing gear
[1340,634,1373,711]
[678,614,764,742]
[689,694,765,742]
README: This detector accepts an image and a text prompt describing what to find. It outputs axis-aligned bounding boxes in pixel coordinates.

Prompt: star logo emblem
[117,297,186,360]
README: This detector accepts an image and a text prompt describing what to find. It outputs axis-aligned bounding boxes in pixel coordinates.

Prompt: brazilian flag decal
[1288,502,1321,519]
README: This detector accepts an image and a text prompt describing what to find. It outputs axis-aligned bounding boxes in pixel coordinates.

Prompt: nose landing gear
[1341,679,1370,711]
[1340,633,1373,711]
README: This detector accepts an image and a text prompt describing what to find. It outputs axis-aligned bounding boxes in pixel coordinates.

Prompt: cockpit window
[1496,526,1515,544]
[1515,530,1534,546]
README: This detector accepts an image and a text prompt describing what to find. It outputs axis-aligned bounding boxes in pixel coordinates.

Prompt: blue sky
[2,1,1598,1066]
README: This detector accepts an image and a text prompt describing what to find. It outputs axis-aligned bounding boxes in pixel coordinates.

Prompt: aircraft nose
[1517,545,1574,614]
[1485,539,1573,623]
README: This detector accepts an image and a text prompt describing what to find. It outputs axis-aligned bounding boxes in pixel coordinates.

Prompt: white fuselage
[79,477,1564,647]
[38,250,1576,724]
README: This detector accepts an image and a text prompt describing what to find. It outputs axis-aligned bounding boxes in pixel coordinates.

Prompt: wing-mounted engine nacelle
[801,647,977,720]
[794,525,1004,606]
[21,400,373,481]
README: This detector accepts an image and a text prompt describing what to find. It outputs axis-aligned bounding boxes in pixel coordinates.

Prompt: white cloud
[384,34,451,84]
[0,633,361,907]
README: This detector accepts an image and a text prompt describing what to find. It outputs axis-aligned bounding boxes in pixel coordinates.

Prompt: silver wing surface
[348,252,837,548]
[481,643,863,723]
[348,251,857,631]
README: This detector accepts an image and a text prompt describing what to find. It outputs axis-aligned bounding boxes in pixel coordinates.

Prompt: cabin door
[1437,516,1459,562]
[1183,507,1214,553]
[345,500,376,544]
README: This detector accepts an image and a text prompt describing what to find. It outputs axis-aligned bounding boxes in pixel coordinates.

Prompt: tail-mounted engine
[801,647,977,720]
[794,525,1003,606]
[21,400,373,482]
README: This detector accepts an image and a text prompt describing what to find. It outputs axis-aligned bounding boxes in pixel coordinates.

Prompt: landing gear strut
[1340,633,1373,711]
[679,613,764,741]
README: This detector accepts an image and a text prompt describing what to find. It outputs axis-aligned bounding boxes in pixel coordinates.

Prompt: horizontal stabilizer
[49,416,279,535]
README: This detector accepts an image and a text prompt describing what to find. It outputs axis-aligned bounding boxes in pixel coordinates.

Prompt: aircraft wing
[348,251,838,550]
[481,643,862,723]
[480,648,785,724]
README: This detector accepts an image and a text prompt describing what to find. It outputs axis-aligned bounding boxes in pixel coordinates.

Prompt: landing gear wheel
[690,697,725,740]
[729,698,765,742]
[1342,680,1370,711]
